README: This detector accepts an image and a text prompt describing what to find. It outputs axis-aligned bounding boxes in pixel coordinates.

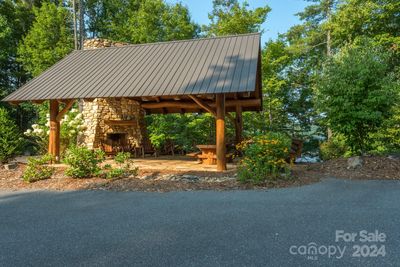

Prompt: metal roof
[4,33,261,102]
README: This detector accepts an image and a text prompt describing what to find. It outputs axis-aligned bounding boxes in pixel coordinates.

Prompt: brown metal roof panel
[207,35,239,94]
[88,46,144,98]
[115,43,166,97]
[179,38,215,95]
[138,41,192,97]
[188,37,225,95]
[244,36,260,93]
[153,37,199,96]
[168,37,208,96]
[91,44,153,98]
[3,33,261,102]
[156,39,199,97]
[98,43,162,97]
[60,48,123,99]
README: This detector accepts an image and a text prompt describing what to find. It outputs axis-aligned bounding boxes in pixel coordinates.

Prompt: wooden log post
[49,100,60,162]
[235,105,243,145]
[216,94,227,171]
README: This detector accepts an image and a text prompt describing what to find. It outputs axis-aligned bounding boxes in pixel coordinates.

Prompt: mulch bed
[1,155,398,192]
[303,155,400,180]
[0,164,317,192]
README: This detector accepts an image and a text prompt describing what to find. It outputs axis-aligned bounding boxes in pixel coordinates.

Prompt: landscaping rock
[4,163,18,170]
[347,156,363,169]
[182,175,199,182]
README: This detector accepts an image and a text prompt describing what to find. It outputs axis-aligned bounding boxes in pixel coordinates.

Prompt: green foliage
[103,163,112,170]
[146,113,220,153]
[105,167,126,179]
[22,154,54,183]
[86,0,198,43]
[237,132,291,184]
[0,107,25,163]
[205,0,270,36]
[17,2,73,77]
[330,0,400,48]
[63,146,106,178]
[316,40,399,154]
[319,134,350,160]
[101,152,138,179]
[114,152,131,165]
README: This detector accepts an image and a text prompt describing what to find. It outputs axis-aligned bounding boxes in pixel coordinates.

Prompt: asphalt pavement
[0,178,399,266]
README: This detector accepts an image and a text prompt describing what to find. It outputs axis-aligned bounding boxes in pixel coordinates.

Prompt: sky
[166,0,310,44]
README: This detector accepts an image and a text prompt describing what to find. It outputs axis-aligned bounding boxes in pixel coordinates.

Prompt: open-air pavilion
[3,33,262,171]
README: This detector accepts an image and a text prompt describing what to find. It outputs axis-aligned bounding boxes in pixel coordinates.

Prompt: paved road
[0,178,399,266]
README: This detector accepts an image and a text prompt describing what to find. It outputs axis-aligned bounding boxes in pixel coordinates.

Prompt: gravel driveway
[0,178,399,266]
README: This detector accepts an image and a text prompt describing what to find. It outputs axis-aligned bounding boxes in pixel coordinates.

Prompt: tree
[204,0,270,36]
[0,0,42,130]
[86,0,198,43]
[316,40,399,154]
[262,38,291,131]
[0,107,25,163]
[330,0,400,48]
[17,2,74,77]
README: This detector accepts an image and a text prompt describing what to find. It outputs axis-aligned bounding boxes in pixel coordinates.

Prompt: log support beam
[49,100,60,163]
[188,95,216,117]
[141,99,261,110]
[48,99,75,163]
[216,94,226,171]
[235,105,243,144]
[56,99,75,122]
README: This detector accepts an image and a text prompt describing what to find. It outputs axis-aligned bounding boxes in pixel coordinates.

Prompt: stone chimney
[78,39,146,152]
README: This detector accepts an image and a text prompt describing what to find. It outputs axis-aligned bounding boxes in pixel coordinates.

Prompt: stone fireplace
[79,98,146,152]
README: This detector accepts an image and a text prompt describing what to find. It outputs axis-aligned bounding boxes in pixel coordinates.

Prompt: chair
[136,138,158,158]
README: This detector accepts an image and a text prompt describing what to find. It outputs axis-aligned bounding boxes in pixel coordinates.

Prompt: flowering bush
[63,146,105,178]
[236,132,292,184]
[22,155,55,183]
[24,108,85,154]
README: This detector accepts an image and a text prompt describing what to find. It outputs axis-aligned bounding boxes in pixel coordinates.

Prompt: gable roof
[4,33,261,102]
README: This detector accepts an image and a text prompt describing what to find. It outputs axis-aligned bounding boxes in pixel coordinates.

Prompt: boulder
[347,156,363,169]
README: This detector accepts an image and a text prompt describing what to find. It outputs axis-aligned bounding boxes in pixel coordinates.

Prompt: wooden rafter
[188,95,216,117]
[56,99,75,122]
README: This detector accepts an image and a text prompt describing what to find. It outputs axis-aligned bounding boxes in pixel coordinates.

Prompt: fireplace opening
[107,133,126,144]
[102,133,130,155]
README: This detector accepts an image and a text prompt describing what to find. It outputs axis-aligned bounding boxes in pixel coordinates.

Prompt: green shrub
[105,168,126,179]
[114,152,131,165]
[319,134,350,160]
[63,146,105,178]
[101,152,138,179]
[0,108,25,163]
[103,164,112,170]
[236,132,291,184]
[22,155,54,183]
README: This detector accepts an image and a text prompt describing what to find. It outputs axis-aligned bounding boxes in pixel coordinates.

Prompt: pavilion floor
[15,155,237,172]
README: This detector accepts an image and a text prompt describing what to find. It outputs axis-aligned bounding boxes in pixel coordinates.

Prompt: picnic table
[191,145,233,165]
[196,145,218,165]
